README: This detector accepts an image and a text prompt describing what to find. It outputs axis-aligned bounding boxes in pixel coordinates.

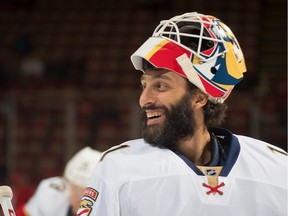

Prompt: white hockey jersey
[24,177,72,216]
[77,128,287,216]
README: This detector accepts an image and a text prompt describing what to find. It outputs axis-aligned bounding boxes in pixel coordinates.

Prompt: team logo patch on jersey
[76,187,99,216]
[83,187,98,201]
[77,199,93,216]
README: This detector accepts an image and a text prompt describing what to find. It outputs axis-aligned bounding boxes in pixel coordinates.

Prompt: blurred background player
[16,147,102,216]
[77,12,287,216]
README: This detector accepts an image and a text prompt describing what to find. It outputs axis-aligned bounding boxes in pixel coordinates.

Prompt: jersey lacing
[202,182,225,195]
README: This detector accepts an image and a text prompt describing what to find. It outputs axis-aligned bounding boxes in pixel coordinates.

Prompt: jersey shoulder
[100,138,176,164]
[94,139,183,185]
[233,135,287,186]
[236,135,287,158]
[25,177,70,215]
[39,176,67,190]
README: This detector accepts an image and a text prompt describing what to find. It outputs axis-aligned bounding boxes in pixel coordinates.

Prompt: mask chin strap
[176,53,223,104]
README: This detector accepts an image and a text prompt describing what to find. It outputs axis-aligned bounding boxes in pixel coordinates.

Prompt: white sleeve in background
[25,177,70,216]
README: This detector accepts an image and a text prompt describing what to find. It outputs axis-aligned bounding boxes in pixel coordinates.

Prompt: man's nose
[139,87,156,108]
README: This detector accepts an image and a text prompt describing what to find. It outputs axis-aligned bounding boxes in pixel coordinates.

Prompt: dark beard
[140,93,196,150]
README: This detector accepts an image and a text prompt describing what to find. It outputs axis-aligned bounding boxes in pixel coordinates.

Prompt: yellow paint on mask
[216,83,233,91]
[192,55,200,64]
[145,39,170,60]
[225,42,246,79]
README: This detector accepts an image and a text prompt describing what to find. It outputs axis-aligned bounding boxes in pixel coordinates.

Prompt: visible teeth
[147,112,161,119]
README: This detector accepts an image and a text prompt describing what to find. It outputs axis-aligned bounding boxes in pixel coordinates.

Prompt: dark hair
[203,100,227,127]
[186,81,227,128]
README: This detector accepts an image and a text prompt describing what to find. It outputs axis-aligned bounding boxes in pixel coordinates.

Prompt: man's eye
[156,83,167,90]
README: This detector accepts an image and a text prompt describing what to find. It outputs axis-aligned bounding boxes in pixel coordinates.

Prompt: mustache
[141,104,163,111]
[140,104,168,112]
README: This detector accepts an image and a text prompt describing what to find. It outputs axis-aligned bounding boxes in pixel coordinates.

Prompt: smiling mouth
[145,110,163,125]
[147,112,161,119]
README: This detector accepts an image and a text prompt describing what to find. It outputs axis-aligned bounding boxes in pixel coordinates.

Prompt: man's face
[139,70,196,150]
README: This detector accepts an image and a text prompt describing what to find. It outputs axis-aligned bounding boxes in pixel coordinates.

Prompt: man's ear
[192,90,209,109]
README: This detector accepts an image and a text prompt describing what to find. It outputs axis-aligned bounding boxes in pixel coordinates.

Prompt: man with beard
[77,12,287,216]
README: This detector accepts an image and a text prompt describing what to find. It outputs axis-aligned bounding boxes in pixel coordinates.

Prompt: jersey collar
[174,128,241,176]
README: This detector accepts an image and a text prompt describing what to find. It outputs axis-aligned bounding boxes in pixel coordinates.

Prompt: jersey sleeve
[77,142,142,216]
[77,159,121,216]
[24,180,48,215]
[24,177,68,216]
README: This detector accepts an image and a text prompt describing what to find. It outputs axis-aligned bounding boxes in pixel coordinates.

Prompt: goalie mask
[131,12,247,103]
